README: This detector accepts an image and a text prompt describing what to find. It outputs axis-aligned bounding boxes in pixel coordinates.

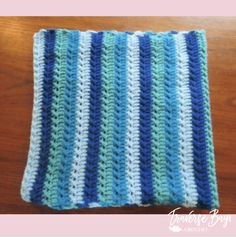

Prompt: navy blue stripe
[139,34,154,204]
[185,31,211,208]
[30,30,56,203]
[83,32,103,204]
[56,31,79,207]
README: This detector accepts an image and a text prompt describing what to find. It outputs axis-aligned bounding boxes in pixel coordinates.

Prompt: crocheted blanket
[21,29,219,210]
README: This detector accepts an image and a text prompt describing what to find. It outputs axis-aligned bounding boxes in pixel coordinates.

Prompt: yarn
[21,29,219,210]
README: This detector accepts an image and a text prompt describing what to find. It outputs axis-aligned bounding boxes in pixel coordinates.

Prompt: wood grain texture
[0,17,236,214]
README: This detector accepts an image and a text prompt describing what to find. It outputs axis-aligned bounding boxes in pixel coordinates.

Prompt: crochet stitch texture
[21,29,219,210]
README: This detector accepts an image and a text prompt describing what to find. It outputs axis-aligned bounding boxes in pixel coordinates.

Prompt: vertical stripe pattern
[21,30,219,210]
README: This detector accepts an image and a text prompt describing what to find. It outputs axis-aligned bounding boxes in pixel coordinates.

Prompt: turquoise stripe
[163,33,183,204]
[56,31,79,208]
[112,33,128,205]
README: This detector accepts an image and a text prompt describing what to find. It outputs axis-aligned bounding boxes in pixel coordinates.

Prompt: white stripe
[125,35,142,204]
[69,32,92,205]
[175,33,198,207]
[21,30,45,201]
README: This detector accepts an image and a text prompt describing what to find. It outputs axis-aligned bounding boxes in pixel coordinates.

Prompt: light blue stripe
[69,32,92,205]
[21,31,45,201]
[175,33,198,207]
[125,34,142,205]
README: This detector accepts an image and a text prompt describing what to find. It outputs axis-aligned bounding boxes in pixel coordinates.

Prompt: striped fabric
[21,29,219,210]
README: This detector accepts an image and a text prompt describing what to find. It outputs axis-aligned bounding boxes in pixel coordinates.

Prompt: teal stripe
[150,34,170,204]
[98,31,116,205]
